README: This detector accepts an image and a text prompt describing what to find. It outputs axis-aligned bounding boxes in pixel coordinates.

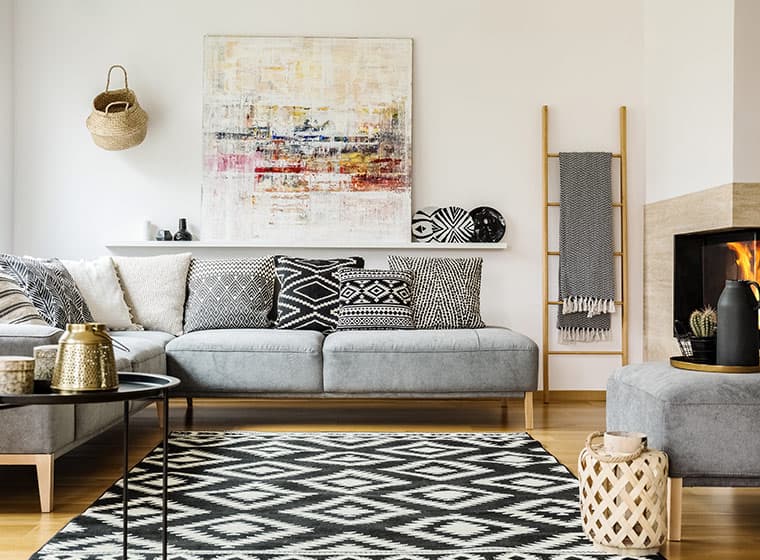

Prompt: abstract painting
[202,36,412,243]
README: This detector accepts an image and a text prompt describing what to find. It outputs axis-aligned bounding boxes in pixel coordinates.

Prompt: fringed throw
[557,152,616,343]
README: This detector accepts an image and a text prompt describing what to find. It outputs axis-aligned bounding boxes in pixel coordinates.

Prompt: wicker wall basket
[86,65,148,151]
[578,432,668,557]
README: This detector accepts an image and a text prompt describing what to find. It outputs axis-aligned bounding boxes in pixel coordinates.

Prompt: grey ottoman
[607,362,760,540]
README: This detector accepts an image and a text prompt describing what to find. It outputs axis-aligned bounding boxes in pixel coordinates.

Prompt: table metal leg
[162,391,169,559]
[123,400,129,560]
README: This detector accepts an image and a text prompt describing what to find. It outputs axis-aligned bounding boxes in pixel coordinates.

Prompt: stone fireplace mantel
[644,183,760,360]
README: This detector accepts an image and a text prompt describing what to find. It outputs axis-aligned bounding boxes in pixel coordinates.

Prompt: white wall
[644,0,734,203]
[11,0,646,390]
[732,0,760,182]
[0,0,12,252]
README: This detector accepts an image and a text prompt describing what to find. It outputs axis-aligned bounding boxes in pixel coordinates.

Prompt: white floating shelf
[106,241,508,250]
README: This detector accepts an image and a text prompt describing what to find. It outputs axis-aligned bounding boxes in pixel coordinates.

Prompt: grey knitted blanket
[557,152,615,342]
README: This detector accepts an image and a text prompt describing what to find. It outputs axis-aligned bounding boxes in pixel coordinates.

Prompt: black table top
[0,372,180,406]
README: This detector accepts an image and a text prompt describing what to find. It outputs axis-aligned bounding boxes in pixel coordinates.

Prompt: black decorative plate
[432,206,475,243]
[469,206,506,242]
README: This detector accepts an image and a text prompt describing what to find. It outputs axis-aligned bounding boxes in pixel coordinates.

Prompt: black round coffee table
[0,372,180,560]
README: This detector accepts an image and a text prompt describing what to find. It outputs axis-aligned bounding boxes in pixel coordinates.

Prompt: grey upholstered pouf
[606,363,760,486]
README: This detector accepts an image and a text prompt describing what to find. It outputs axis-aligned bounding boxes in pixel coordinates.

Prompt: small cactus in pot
[689,306,717,338]
[689,306,717,363]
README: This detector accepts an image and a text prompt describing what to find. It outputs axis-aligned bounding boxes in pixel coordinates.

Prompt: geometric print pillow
[0,273,47,325]
[336,268,414,330]
[274,256,364,332]
[183,257,275,333]
[0,254,93,329]
[388,255,485,329]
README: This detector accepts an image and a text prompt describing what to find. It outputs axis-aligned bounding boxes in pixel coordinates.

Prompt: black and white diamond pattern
[274,256,364,332]
[0,254,93,328]
[431,206,475,243]
[183,257,275,332]
[336,268,414,331]
[31,432,663,559]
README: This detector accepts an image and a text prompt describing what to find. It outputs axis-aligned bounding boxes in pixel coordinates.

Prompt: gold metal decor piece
[52,323,119,392]
[670,356,760,374]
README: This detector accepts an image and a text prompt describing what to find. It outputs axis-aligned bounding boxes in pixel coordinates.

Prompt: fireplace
[673,228,760,335]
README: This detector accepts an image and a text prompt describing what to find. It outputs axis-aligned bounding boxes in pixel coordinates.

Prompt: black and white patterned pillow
[0,254,93,328]
[183,257,275,333]
[336,268,414,331]
[0,273,47,325]
[388,255,485,329]
[274,256,364,332]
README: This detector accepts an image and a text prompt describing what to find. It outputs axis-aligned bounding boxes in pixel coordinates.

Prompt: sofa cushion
[323,327,537,394]
[113,253,191,335]
[607,363,760,482]
[110,331,172,374]
[61,257,138,330]
[336,268,414,331]
[166,329,324,393]
[0,404,75,454]
[0,254,93,328]
[0,273,47,325]
[387,255,485,329]
[0,324,63,356]
[274,256,364,333]
[184,257,275,333]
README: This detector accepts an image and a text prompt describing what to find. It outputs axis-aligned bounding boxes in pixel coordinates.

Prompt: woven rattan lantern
[578,432,668,557]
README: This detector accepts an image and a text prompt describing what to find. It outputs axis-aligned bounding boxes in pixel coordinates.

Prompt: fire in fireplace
[673,228,760,335]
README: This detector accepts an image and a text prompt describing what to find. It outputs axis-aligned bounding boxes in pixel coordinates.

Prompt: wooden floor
[1,397,759,559]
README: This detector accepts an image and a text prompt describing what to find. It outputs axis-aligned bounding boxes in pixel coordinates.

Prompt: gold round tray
[670,356,760,374]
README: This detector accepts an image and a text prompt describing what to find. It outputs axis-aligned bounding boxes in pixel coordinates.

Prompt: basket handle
[105,64,128,92]
[104,101,130,114]
[584,431,646,463]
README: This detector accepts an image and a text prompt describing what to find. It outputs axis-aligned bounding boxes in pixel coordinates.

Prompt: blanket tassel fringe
[562,297,616,318]
[559,327,611,343]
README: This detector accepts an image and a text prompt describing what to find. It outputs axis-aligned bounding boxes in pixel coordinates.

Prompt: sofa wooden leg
[524,391,534,430]
[35,454,54,513]
[156,400,165,428]
[668,477,683,541]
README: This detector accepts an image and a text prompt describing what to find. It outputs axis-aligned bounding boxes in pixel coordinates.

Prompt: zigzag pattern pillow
[274,256,364,332]
[184,257,275,332]
[0,273,47,325]
[336,269,414,330]
[388,255,485,329]
[0,254,93,328]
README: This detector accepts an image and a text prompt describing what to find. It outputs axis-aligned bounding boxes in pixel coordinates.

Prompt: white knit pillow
[113,253,191,335]
[61,257,139,331]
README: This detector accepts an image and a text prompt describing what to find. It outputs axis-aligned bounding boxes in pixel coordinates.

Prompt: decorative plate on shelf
[411,207,439,243]
[431,206,475,243]
[469,206,506,243]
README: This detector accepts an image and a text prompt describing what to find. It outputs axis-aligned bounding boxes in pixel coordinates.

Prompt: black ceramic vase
[716,279,760,366]
[174,218,193,241]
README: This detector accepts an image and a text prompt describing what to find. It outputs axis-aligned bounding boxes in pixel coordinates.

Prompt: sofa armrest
[0,325,63,356]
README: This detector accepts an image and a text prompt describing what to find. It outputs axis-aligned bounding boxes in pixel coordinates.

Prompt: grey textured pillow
[0,254,93,328]
[184,257,275,333]
[336,268,414,330]
[0,273,47,325]
[387,255,485,329]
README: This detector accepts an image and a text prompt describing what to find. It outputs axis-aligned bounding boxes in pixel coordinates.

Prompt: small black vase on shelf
[173,218,193,241]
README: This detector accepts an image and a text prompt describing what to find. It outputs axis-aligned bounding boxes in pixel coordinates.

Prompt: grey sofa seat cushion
[166,329,324,394]
[607,363,760,481]
[322,327,538,394]
[111,331,172,374]
[0,324,63,356]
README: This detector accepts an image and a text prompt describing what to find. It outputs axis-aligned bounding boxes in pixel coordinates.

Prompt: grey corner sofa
[1,323,538,512]
[606,362,760,541]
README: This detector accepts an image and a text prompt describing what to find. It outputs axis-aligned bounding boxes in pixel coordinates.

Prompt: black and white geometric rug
[32,432,664,559]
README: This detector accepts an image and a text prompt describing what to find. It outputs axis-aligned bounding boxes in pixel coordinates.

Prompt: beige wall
[732,0,760,182]
[0,0,12,252]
